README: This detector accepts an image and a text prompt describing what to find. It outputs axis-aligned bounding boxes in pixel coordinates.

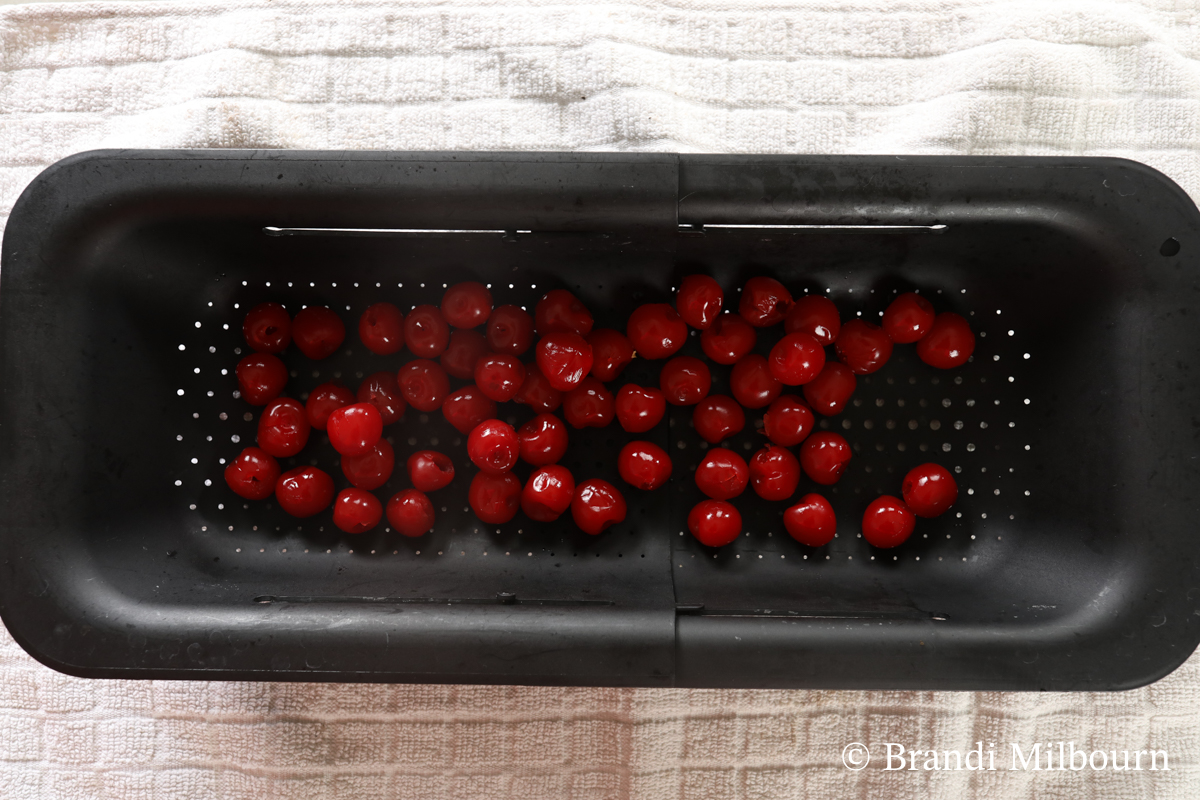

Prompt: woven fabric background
[2,0,1200,797]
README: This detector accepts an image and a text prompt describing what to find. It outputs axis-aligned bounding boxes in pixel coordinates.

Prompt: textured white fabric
[2,0,1200,797]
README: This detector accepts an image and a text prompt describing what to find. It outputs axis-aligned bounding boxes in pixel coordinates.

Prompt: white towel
[1,1,1199,797]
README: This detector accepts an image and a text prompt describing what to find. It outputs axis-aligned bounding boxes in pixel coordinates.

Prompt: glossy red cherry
[627,303,688,360]
[784,494,837,547]
[692,395,745,444]
[738,277,793,327]
[535,289,593,336]
[615,384,667,433]
[275,466,334,518]
[486,304,535,356]
[862,496,916,548]
[882,292,935,343]
[404,304,451,358]
[700,313,756,365]
[474,354,526,402]
[387,488,435,536]
[563,377,615,429]
[762,395,814,447]
[257,397,310,458]
[536,331,593,391]
[688,500,742,547]
[586,328,635,381]
[749,445,801,501]
[467,419,520,475]
[442,386,497,434]
[802,362,857,416]
[440,328,490,379]
[521,465,575,522]
[407,450,455,492]
[333,488,383,534]
[835,319,893,375]
[397,359,450,412]
[357,372,406,425]
[341,439,395,491]
[695,448,750,500]
[236,353,288,406]
[441,281,492,329]
[660,356,711,406]
[513,363,563,413]
[677,274,723,329]
[358,302,405,355]
[518,413,569,466]
[768,332,826,385]
[902,463,958,517]
[305,382,355,430]
[617,441,673,490]
[468,471,521,524]
[571,479,627,535]
[730,355,782,409]
[326,402,383,457]
[916,312,975,369]
[243,302,291,353]
[224,446,280,500]
[785,295,840,345]
[292,306,345,360]
[799,432,852,485]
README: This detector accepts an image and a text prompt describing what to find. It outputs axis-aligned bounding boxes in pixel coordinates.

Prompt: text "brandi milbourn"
[884,742,1169,771]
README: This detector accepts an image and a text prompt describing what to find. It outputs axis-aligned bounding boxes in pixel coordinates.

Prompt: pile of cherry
[222,276,974,549]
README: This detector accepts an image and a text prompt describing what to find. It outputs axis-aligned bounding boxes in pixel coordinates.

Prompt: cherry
[358,302,405,355]
[486,304,535,356]
[660,356,711,406]
[730,355,782,409]
[442,386,497,434]
[467,419,520,475]
[333,488,383,534]
[341,438,395,490]
[292,306,345,360]
[521,465,575,522]
[802,362,857,416]
[326,402,383,457]
[749,444,801,501]
[902,463,958,517]
[387,488,436,536]
[862,496,916,548]
[695,448,750,500]
[677,274,723,329]
[224,446,280,500]
[535,289,593,336]
[618,441,673,490]
[474,354,526,402]
[257,397,310,458]
[397,359,450,412]
[305,382,355,430]
[799,431,852,485]
[882,292,935,343]
[563,377,615,429]
[688,500,742,547]
[243,302,291,353]
[441,281,492,329]
[536,331,593,391]
[468,471,522,524]
[440,328,490,379]
[692,395,745,444]
[407,450,456,492]
[518,413,569,466]
[275,466,334,518]
[627,303,687,359]
[700,313,756,364]
[236,353,288,405]
[835,320,893,375]
[571,479,626,535]
[586,328,635,382]
[615,384,667,433]
[916,312,975,369]
[513,363,563,413]
[404,304,451,358]
[761,395,814,447]
[784,494,836,547]
[768,332,826,385]
[785,295,840,345]
[357,371,406,425]
[738,277,793,327]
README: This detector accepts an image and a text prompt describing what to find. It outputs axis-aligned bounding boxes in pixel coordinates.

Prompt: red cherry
[563,377,615,429]
[785,295,840,345]
[692,395,745,444]
[586,328,635,382]
[474,354,526,402]
[440,329,490,379]
[615,384,667,433]
[305,383,355,430]
[333,488,383,534]
[687,500,742,547]
[536,331,593,391]
[257,397,310,458]
[730,355,782,409]
[535,289,593,336]
[387,488,435,536]
[341,439,395,490]
[243,302,291,353]
[236,353,288,406]
[618,441,673,490]
[571,479,627,535]
[518,413,569,466]
[326,402,383,457]
[486,304,535,356]
[761,395,814,447]
[357,372,406,425]
[802,362,857,416]
[224,446,280,500]
[467,419,519,475]
[700,313,756,364]
[677,274,723,329]
[738,277,793,327]
[442,386,497,434]
[749,444,801,501]
[358,302,405,355]
[404,304,451,358]
[862,496,916,548]
[799,432,852,485]
[468,471,522,524]
[916,312,975,369]
[660,356,711,406]
[768,332,826,385]
[441,281,492,329]
[627,303,688,359]
[292,306,345,360]
[521,465,576,522]
[835,320,893,375]
[881,292,935,343]
[397,359,450,412]
[695,448,749,500]
[275,466,334,518]
[513,363,563,413]
[902,463,958,517]
[407,450,455,492]
[784,494,836,547]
